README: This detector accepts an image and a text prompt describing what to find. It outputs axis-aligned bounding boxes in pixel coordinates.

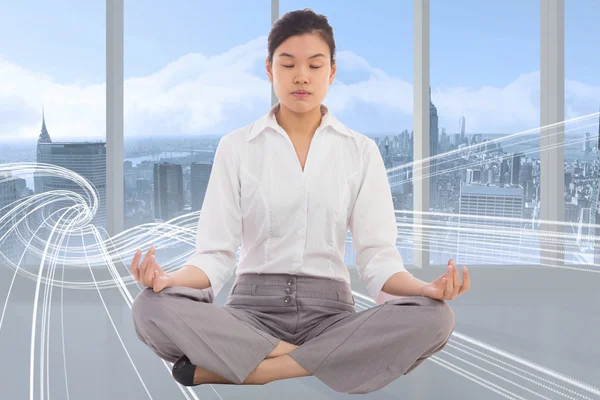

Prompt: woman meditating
[131,8,470,394]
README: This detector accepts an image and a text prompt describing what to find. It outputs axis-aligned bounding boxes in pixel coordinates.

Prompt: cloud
[566,80,600,122]
[0,55,106,142]
[0,39,598,142]
[124,37,270,137]
[431,71,541,134]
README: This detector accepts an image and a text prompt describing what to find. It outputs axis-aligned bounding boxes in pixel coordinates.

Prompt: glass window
[0,1,106,267]
[124,0,271,266]
[430,0,540,266]
[564,0,600,266]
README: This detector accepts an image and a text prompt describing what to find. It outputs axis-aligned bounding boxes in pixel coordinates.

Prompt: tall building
[429,86,439,206]
[584,132,591,152]
[153,162,184,221]
[457,184,525,265]
[499,158,510,185]
[522,162,533,186]
[511,153,522,186]
[35,113,107,229]
[459,114,466,144]
[487,168,495,185]
[0,173,20,264]
[190,161,212,211]
[34,110,52,195]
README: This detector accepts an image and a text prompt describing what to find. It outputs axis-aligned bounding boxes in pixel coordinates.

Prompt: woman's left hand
[420,258,470,301]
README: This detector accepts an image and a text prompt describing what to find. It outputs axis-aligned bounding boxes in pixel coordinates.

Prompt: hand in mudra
[130,245,173,292]
[420,258,470,301]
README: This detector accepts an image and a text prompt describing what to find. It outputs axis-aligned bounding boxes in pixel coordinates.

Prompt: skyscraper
[457,184,525,265]
[459,114,466,144]
[511,153,522,186]
[34,110,52,195]
[499,158,510,185]
[584,132,591,152]
[190,161,212,211]
[0,174,20,264]
[35,112,107,228]
[153,162,184,221]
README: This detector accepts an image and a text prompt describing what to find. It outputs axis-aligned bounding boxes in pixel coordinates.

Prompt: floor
[0,264,599,400]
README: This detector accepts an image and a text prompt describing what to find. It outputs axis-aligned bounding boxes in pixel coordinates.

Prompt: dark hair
[267,8,336,66]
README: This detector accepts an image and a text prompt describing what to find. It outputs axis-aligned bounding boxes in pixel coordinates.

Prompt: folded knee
[131,287,169,326]
[387,296,455,338]
[429,300,455,339]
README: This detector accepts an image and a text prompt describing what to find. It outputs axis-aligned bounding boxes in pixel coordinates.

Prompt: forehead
[276,33,330,58]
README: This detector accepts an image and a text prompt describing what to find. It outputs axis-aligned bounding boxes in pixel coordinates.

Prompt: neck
[275,103,323,140]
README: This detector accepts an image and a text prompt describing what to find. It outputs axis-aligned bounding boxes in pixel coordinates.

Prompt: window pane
[123,0,270,266]
[0,2,106,268]
[280,1,414,265]
[430,0,540,266]
[564,0,600,266]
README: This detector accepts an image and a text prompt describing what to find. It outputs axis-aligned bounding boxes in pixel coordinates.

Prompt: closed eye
[283,65,322,69]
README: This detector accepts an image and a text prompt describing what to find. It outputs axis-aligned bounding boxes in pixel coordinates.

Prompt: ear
[265,57,273,83]
[329,61,336,85]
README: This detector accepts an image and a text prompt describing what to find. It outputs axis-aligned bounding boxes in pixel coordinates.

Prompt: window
[564,0,600,265]
[124,0,270,265]
[280,1,414,265]
[0,1,106,267]
[430,0,540,266]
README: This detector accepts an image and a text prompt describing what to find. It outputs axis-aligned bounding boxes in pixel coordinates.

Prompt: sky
[0,0,598,143]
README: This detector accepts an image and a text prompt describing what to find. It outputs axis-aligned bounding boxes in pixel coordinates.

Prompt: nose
[294,74,308,84]
[293,66,310,84]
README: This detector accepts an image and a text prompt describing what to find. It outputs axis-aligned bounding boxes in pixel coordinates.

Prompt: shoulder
[219,124,251,146]
[215,123,254,159]
[335,122,380,161]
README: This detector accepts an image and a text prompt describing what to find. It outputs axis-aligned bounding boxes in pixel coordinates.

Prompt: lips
[293,90,309,95]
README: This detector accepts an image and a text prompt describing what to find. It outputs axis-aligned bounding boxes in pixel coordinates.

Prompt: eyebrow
[278,52,326,60]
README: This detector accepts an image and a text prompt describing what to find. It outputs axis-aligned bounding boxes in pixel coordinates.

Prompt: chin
[284,99,318,114]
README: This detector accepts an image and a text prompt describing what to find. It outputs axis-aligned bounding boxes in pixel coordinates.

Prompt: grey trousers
[132,273,455,394]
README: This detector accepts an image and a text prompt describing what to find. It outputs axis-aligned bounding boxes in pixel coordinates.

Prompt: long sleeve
[349,139,409,302]
[184,135,241,298]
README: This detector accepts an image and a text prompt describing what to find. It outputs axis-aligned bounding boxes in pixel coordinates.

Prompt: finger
[444,263,453,298]
[458,267,470,295]
[142,245,155,266]
[145,254,157,286]
[130,249,142,280]
[451,261,460,298]
[139,246,155,284]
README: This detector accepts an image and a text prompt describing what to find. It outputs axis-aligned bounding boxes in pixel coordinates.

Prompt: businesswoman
[131,8,470,394]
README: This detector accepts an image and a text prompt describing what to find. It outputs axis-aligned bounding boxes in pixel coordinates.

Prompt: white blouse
[185,102,409,302]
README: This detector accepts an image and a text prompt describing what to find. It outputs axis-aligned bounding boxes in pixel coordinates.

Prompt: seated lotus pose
[131,8,470,395]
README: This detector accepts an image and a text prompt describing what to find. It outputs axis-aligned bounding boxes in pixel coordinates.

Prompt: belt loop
[252,284,256,296]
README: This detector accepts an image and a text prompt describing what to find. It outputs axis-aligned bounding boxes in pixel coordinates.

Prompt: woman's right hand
[130,245,173,292]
